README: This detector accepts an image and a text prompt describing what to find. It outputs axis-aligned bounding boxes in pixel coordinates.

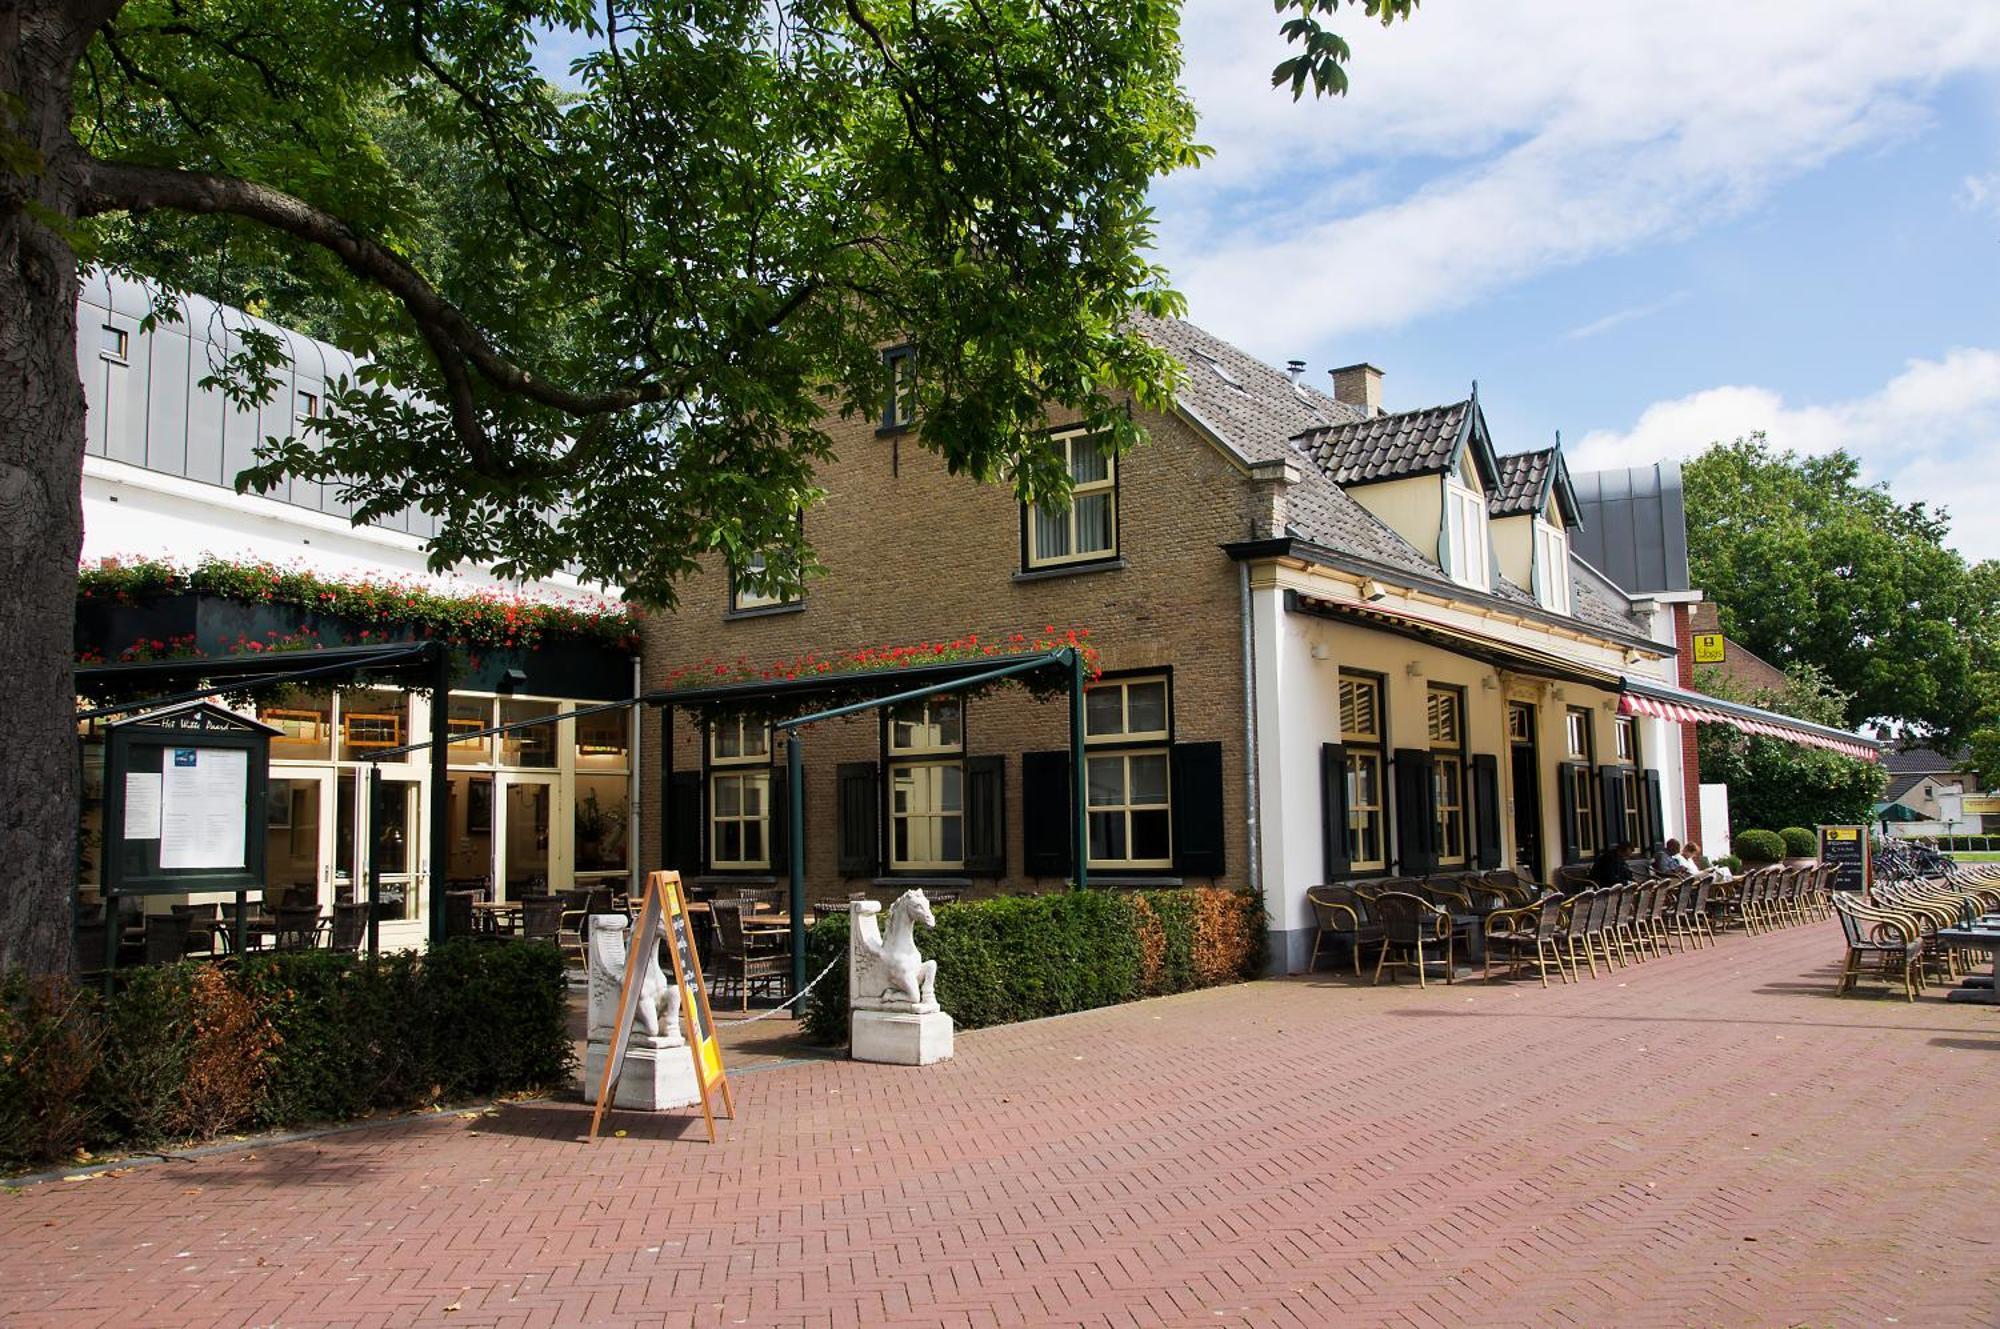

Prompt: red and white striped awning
[1619,681,1880,762]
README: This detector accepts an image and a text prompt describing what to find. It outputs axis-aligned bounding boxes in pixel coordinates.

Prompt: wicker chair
[1485,894,1567,986]
[1832,895,1923,1001]
[1371,891,1454,987]
[1306,885,1383,976]
[1586,885,1622,971]
[329,901,370,953]
[1560,889,1599,979]
[272,904,325,952]
[143,912,194,966]
[709,900,789,1010]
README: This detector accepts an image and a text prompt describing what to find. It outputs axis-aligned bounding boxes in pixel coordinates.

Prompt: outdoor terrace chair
[1559,889,1598,978]
[1307,886,1382,977]
[1644,879,1676,956]
[1832,895,1923,1001]
[272,904,325,952]
[1485,894,1567,987]
[329,901,369,954]
[143,912,194,966]
[444,889,485,941]
[170,901,220,957]
[709,900,789,1010]
[1609,884,1644,966]
[1370,891,1454,988]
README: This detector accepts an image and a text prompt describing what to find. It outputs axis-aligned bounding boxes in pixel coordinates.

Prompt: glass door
[336,771,426,922]
[498,774,559,901]
[265,770,334,911]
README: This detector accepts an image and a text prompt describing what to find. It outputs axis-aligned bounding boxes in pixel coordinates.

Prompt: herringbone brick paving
[4,925,1998,1328]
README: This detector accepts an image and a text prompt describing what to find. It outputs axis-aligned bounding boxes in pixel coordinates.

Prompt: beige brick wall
[637,402,1260,899]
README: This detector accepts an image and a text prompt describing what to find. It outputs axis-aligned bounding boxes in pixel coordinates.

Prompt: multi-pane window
[1084,676,1171,868]
[1614,716,1643,848]
[1027,429,1118,569]
[1445,457,1490,591]
[1534,511,1571,613]
[882,347,917,430]
[1507,702,1533,744]
[888,698,963,869]
[1427,686,1467,866]
[710,714,770,868]
[731,550,793,611]
[1340,673,1386,871]
[297,390,320,426]
[1567,706,1598,859]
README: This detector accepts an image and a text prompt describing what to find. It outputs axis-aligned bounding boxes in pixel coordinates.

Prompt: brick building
[637,319,1876,970]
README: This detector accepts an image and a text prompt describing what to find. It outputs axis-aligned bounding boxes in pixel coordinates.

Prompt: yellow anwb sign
[1692,633,1726,663]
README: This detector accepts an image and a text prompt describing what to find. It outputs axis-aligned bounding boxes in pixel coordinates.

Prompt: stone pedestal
[582,1034,700,1110]
[851,1008,954,1065]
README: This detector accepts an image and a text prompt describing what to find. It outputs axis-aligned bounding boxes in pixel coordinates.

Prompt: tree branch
[81,157,674,423]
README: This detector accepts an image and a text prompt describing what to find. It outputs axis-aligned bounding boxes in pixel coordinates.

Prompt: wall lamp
[1362,579,1388,602]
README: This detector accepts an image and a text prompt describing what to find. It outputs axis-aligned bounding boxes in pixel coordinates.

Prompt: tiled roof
[1134,315,1652,640]
[1881,746,1968,776]
[1289,402,1470,486]
[1490,448,1555,517]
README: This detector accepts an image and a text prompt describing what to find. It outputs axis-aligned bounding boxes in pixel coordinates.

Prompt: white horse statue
[587,913,683,1044]
[849,889,939,1012]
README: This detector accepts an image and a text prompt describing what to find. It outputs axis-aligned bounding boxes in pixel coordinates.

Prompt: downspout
[1240,562,1261,899]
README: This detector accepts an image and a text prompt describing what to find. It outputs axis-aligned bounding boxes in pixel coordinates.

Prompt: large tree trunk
[1,2,99,975]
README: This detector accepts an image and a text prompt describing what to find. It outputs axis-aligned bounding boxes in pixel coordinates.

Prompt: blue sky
[1158,3,2000,557]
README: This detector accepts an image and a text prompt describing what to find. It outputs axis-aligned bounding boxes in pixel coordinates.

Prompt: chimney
[1285,359,1306,384]
[1247,458,1298,539]
[1330,363,1384,416]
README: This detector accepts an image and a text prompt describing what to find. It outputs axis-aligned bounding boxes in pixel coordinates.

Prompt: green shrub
[0,975,104,1170]
[2,938,573,1172]
[1716,854,1743,872]
[1779,827,1818,858]
[802,888,1261,1045]
[1733,829,1786,864]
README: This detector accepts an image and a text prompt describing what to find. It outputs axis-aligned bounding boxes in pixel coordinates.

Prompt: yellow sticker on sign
[1823,827,1858,841]
[1692,633,1726,664]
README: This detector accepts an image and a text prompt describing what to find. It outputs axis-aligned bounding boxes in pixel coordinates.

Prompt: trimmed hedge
[1779,827,1818,858]
[1732,829,1786,864]
[802,887,1263,1044]
[1,940,571,1171]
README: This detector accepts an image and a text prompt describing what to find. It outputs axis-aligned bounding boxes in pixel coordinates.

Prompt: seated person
[1590,840,1637,888]
[1652,837,1685,875]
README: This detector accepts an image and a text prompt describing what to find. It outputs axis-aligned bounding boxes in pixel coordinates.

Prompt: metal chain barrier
[710,954,843,1026]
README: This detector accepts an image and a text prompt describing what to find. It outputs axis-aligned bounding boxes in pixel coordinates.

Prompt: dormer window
[1444,455,1489,591]
[1533,500,1571,614]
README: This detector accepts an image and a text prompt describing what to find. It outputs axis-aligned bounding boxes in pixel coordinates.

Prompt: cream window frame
[1570,764,1600,858]
[710,713,770,764]
[1084,676,1170,744]
[889,761,965,870]
[888,697,964,757]
[1534,518,1571,613]
[1339,672,1386,872]
[1445,479,1490,591]
[1026,429,1118,569]
[1085,749,1172,870]
[1566,708,1592,762]
[1427,686,1468,867]
[730,551,793,611]
[709,769,771,869]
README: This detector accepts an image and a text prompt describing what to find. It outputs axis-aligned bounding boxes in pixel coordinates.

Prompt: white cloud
[1959,171,2000,217]
[1569,349,2000,559]
[1563,290,1689,342]
[1156,2,2000,350]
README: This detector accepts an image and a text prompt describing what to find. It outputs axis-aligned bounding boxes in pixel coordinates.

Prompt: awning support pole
[1070,647,1088,893]
[787,729,806,998]
[428,642,451,950]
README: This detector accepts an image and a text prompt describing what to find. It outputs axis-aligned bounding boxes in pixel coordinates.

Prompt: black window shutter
[769,763,796,872]
[1320,742,1350,880]
[964,755,1007,876]
[1642,769,1665,853]
[1597,764,1626,849]
[1392,748,1437,876]
[1557,762,1582,864]
[1471,752,1502,870]
[666,770,704,873]
[1021,750,1072,878]
[1170,741,1226,879]
[835,762,880,877]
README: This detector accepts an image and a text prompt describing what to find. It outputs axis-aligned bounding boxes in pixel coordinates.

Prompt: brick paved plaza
[4,925,1998,1329]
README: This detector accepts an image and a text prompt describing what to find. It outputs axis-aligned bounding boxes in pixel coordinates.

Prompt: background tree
[1683,437,1996,745]
[1693,662,1886,833]
[0,0,1411,975]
